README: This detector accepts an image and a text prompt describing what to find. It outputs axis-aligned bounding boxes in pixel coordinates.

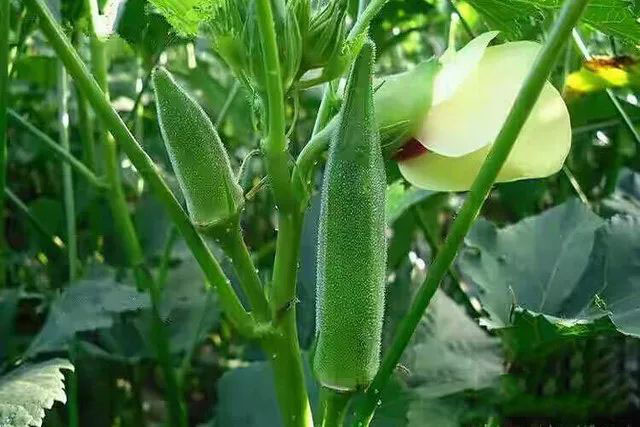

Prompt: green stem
[76,85,97,170]
[312,83,338,137]
[67,343,79,427]
[263,212,312,427]
[446,0,475,39]
[218,223,271,322]
[321,388,351,427]
[24,0,255,336]
[5,188,66,251]
[157,226,177,288]
[292,125,332,207]
[72,32,97,172]
[562,165,589,204]
[0,0,9,288]
[255,0,294,212]
[215,80,240,128]
[347,0,389,43]
[254,1,313,425]
[350,0,590,424]
[7,109,105,189]
[87,26,187,427]
[130,365,147,427]
[57,60,77,281]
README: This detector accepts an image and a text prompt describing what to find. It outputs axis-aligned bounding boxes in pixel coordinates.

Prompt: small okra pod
[152,67,244,233]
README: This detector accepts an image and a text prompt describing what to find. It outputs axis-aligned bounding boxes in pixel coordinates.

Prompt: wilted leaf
[0,359,73,427]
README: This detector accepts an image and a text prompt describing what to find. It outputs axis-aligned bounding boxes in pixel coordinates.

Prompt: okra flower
[385,32,571,191]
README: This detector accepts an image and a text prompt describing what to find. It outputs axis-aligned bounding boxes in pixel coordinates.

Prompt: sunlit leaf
[466,0,640,45]
[0,359,73,427]
[148,0,220,36]
[565,56,640,96]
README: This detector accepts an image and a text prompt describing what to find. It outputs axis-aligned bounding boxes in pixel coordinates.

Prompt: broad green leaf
[377,261,502,426]
[117,0,176,55]
[401,290,503,398]
[573,215,640,336]
[91,248,220,361]
[0,359,73,427]
[459,199,604,329]
[26,277,151,357]
[466,0,640,46]
[157,248,220,353]
[459,199,640,340]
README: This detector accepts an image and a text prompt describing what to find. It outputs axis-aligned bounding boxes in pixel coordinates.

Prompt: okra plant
[7,0,640,426]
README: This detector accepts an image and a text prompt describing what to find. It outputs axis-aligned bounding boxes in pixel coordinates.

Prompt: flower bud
[301,0,347,72]
[211,0,305,92]
[152,67,244,232]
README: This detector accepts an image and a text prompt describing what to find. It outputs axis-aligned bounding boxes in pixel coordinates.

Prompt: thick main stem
[254,0,313,425]
[0,0,9,288]
[321,388,350,427]
[265,212,313,427]
[255,0,294,212]
[350,0,590,424]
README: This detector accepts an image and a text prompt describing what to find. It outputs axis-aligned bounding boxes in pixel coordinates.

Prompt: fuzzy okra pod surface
[314,41,387,392]
[152,67,244,233]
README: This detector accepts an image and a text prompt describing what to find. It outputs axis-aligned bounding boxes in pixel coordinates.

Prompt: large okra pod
[152,68,244,233]
[314,41,387,391]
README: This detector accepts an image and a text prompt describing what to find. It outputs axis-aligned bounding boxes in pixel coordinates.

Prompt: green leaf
[157,249,220,353]
[401,290,503,398]
[377,261,502,426]
[26,277,151,357]
[459,199,604,329]
[574,215,640,336]
[466,0,640,46]
[148,0,220,36]
[459,199,640,341]
[0,359,73,427]
[385,181,436,225]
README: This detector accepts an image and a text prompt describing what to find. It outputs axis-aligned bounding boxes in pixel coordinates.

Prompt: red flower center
[392,138,429,162]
